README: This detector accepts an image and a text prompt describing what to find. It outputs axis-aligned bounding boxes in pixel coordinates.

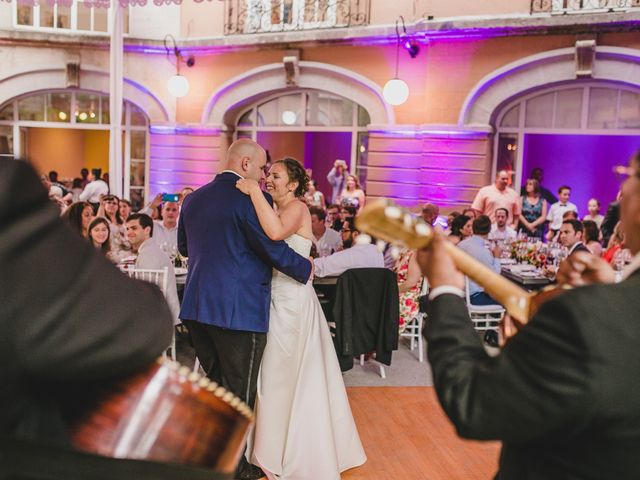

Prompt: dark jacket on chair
[332,268,399,371]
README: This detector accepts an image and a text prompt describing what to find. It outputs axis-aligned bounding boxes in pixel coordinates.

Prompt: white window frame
[12,1,129,35]
[234,89,369,175]
[0,90,149,204]
[493,82,640,189]
[550,0,633,14]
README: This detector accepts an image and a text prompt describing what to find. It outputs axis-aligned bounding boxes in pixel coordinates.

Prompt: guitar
[64,358,252,474]
[356,199,564,337]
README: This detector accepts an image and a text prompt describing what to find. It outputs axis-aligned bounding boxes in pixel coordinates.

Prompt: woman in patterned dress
[395,249,423,333]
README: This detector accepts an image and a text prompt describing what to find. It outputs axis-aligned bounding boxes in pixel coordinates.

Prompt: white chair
[125,267,176,361]
[399,279,428,362]
[465,276,504,335]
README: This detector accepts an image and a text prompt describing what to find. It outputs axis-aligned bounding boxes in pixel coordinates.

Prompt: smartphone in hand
[162,193,180,202]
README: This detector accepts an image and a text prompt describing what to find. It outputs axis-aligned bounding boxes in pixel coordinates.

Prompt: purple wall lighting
[523,134,640,215]
[304,132,351,201]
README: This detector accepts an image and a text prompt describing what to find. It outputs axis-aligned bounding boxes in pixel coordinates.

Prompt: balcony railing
[532,0,640,14]
[223,0,370,35]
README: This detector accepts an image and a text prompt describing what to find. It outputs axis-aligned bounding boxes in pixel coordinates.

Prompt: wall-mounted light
[281,110,297,125]
[383,16,418,106]
[164,34,195,98]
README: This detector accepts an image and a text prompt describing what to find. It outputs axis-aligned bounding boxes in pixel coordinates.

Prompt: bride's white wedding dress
[247,233,366,480]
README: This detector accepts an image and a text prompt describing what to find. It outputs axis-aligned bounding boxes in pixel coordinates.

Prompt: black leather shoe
[484,330,499,348]
[234,463,266,480]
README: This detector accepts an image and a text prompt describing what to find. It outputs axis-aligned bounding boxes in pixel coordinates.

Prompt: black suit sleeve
[1,159,173,383]
[177,197,188,257]
[425,293,593,443]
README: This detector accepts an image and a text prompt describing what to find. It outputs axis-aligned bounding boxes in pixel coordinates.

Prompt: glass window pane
[236,131,252,139]
[500,104,520,128]
[123,6,130,34]
[357,105,370,127]
[77,2,91,31]
[94,7,108,32]
[57,4,70,28]
[18,96,45,121]
[129,103,147,126]
[0,126,13,155]
[496,133,518,186]
[617,90,640,129]
[257,94,301,126]
[101,96,110,123]
[306,91,352,126]
[129,188,144,211]
[588,88,618,129]
[46,93,71,123]
[355,132,368,187]
[238,109,253,127]
[0,103,13,121]
[40,3,55,28]
[17,5,33,25]
[525,92,554,128]
[130,131,146,159]
[130,162,145,187]
[75,93,99,124]
[554,88,582,129]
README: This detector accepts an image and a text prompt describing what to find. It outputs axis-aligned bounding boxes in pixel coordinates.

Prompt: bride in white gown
[236,158,366,480]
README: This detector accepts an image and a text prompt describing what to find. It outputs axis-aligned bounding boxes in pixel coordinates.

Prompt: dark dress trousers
[0,159,227,478]
[425,270,640,480]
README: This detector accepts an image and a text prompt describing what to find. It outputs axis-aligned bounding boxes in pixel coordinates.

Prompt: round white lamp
[168,74,190,98]
[281,110,297,125]
[383,78,409,106]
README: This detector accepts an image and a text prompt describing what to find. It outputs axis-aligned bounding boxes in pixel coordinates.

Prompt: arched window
[0,90,149,209]
[493,82,640,188]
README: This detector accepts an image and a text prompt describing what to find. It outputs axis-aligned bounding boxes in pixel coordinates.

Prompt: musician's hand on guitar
[556,251,616,287]
[416,231,464,290]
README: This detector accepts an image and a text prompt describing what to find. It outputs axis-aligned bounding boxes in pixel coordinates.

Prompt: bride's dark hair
[275,157,310,198]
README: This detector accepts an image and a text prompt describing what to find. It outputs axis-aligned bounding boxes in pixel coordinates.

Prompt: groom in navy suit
[178,139,312,480]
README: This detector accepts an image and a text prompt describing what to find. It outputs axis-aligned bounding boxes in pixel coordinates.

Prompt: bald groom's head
[226,139,267,182]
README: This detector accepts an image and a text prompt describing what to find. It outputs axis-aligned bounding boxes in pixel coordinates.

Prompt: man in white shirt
[546,185,578,241]
[79,168,109,208]
[310,206,342,257]
[314,218,384,277]
[488,208,517,242]
[139,194,180,253]
[126,213,180,325]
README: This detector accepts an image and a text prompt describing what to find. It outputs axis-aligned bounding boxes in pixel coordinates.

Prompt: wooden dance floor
[343,387,500,479]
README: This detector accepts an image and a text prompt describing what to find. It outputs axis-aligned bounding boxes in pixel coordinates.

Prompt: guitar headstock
[355,199,434,250]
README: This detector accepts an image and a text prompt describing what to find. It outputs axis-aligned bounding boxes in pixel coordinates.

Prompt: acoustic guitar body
[64,359,252,474]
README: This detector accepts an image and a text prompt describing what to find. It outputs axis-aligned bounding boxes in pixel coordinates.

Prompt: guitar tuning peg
[390,246,400,260]
[384,206,402,219]
[403,214,413,229]
[356,234,372,245]
[415,223,431,236]
[376,239,387,252]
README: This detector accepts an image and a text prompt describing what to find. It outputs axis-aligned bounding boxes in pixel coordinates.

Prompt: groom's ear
[241,156,250,172]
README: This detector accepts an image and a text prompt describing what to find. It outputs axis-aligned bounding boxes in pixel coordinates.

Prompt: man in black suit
[558,218,591,256]
[417,152,640,479]
[0,158,226,479]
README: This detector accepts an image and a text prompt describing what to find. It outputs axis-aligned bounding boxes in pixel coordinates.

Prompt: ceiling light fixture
[383,16,418,106]
[164,34,195,98]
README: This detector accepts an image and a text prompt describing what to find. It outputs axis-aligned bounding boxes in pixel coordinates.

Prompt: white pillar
[109,4,124,197]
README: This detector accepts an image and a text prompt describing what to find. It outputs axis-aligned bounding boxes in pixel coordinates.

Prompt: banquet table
[501,264,552,289]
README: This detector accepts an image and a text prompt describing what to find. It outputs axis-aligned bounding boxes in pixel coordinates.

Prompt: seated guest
[458,215,501,306]
[310,206,342,257]
[462,208,476,220]
[62,201,93,238]
[445,211,461,235]
[488,207,517,242]
[558,219,590,256]
[603,221,625,264]
[118,198,132,221]
[314,218,384,277]
[87,217,114,261]
[563,210,579,221]
[421,203,448,230]
[326,203,341,231]
[97,194,130,259]
[546,185,578,241]
[139,194,180,254]
[583,198,604,228]
[126,213,180,325]
[448,214,472,246]
[395,248,423,333]
[339,204,356,223]
[583,220,603,257]
[304,180,325,209]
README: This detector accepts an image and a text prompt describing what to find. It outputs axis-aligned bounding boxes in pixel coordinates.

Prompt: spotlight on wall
[164,34,195,98]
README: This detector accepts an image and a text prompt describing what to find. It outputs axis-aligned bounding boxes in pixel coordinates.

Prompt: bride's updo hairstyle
[276,157,310,198]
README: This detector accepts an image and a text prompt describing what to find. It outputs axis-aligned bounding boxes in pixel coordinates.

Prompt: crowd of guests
[44,161,629,340]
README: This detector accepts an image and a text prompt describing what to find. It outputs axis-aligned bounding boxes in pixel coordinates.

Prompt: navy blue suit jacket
[178,171,312,333]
